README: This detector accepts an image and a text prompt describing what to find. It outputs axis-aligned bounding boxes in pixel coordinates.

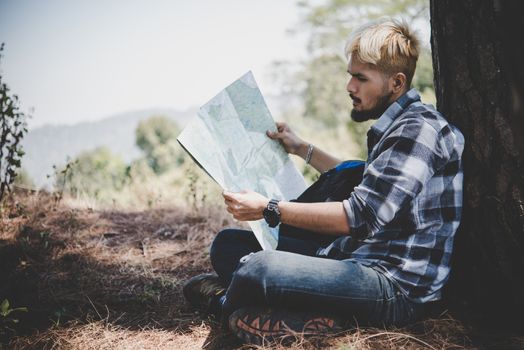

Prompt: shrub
[0,43,29,203]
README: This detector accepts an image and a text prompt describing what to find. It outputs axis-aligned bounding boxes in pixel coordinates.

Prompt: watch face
[263,202,280,228]
[268,202,279,211]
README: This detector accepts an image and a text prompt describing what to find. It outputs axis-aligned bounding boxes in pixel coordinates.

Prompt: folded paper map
[177,71,306,249]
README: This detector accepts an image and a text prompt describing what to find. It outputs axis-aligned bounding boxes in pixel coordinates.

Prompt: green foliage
[346,119,375,159]
[48,116,191,206]
[412,49,434,92]
[297,0,429,56]
[13,167,35,188]
[0,43,29,202]
[0,299,28,335]
[0,299,28,319]
[135,116,185,174]
[301,54,350,128]
[126,157,155,183]
[52,158,77,203]
[301,162,320,184]
[137,278,177,304]
[55,147,127,200]
[185,165,208,212]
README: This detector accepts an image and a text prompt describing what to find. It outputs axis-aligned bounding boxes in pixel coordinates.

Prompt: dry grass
[0,190,500,349]
[9,321,214,350]
[232,313,473,350]
[0,190,240,349]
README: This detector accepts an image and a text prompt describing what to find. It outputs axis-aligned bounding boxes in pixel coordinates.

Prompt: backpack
[279,160,365,245]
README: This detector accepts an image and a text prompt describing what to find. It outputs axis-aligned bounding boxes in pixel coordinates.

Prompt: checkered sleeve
[343,117,450,238]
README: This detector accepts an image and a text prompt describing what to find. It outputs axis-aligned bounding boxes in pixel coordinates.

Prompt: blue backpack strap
[335,160,365,172]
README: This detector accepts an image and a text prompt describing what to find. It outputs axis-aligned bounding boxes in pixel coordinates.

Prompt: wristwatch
[263,199,281,228]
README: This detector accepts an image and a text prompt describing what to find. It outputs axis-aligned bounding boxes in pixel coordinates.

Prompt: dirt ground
[0,190,517,349]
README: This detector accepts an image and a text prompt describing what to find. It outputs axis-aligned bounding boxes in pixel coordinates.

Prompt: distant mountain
[21,92,295,189]
[22,108,197,188]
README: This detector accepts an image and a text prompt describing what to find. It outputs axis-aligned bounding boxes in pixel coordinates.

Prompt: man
[183,18,464,345]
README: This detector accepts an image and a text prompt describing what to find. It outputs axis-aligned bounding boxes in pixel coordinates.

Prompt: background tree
[13,168,34,188]
[55,147,127,200]
[0,44,28,202]
[135,116,184,174]
[430,0,524,329]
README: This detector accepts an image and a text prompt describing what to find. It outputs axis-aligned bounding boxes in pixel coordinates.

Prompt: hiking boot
[228,306,345,345]
[182,273,226,314]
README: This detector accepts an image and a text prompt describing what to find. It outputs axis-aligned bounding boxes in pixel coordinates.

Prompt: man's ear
[391,72,407,93]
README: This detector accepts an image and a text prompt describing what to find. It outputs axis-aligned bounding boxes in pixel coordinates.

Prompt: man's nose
[347,78,356,94]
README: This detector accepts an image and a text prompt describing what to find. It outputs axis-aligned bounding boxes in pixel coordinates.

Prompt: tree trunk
[430,0,524,329]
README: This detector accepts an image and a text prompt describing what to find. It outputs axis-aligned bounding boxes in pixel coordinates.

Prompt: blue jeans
[210,228,427,327]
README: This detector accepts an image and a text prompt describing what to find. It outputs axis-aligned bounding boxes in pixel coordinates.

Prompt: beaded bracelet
[305,144,314,164]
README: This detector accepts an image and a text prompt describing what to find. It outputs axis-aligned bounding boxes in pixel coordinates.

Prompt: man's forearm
[296,143,342,173]
[279,201,350,236]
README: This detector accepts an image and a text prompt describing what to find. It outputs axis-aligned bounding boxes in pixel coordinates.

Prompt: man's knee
[233,250,282,284]
[210,229,238,264]
[209,228,259,267]
[211,228,238,249]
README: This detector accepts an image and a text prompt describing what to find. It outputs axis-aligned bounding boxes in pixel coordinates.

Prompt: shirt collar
[369,88,421,139]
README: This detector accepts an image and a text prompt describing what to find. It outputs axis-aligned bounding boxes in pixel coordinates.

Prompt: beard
[350,90,394,122]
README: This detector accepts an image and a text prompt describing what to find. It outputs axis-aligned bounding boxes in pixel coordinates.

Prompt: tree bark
[430,0,524,329]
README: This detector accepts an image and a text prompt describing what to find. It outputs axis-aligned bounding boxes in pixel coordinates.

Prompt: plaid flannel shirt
[318,89,464,303]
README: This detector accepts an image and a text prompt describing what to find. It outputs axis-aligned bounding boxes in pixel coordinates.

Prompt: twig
[355,331,438,350]
[85,295,103,321]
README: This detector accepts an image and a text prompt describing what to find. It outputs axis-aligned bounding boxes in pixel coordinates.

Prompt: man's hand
[223,190,269,221]
[267,122,308,158]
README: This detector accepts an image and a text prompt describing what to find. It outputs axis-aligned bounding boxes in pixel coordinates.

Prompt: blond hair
[345,18,420,85]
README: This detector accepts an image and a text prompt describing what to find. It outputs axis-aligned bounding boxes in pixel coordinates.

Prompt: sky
[0,0,307,127]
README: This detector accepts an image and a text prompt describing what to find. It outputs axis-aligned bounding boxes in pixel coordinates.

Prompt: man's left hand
[223,190,269,221]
